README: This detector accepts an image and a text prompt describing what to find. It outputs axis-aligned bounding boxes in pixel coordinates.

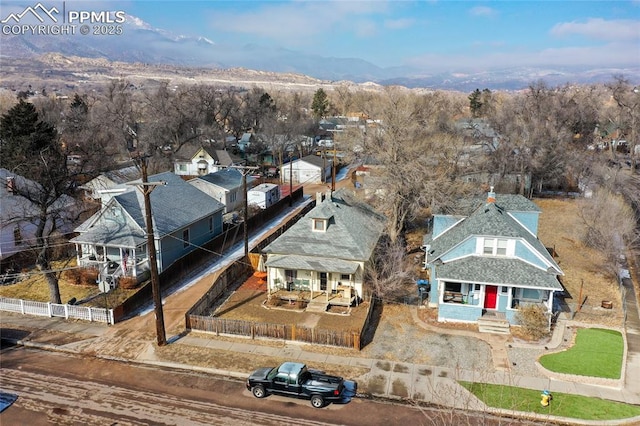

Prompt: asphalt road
[0,344,520,426]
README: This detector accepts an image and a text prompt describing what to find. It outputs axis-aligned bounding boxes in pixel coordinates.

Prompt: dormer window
[313,218,327,232]
[483,238,509,256]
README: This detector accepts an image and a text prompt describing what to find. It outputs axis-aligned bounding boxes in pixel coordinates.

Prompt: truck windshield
[266,368,278,380]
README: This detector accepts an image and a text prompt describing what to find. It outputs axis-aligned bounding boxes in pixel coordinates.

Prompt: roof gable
[114,172,224,235]
[263,189,385,261]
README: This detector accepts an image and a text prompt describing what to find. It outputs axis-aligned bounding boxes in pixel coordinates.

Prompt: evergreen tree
[0,99,70,304]
[311,88,329,119]
[468,89,483,118]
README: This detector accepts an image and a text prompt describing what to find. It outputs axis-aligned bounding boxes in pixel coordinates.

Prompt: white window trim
[480,237,511,256]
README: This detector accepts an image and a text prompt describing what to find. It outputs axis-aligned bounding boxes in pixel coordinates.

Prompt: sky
[2,0,639,72]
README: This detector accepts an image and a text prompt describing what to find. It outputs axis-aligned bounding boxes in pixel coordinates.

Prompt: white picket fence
[0,297,114,324]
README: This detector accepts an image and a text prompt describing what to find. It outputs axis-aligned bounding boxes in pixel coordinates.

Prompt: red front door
[484,285,498,309]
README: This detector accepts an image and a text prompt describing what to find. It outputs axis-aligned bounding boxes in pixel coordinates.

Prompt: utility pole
[331,143,337,193]
[229,165,258,260]
[289,153,293,207]
[130,155,167,347]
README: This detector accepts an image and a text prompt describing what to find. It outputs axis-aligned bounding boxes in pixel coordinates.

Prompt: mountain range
[1,13,638,91]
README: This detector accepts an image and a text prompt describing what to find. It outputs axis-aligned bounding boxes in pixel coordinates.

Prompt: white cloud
[550,18,640,42]
[204,1,389,45]
[405,41,639,72]
[469,6,497,17]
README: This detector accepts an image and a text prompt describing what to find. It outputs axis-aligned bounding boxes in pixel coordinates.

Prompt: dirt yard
[213,274,370,333]
[535,198,624,327]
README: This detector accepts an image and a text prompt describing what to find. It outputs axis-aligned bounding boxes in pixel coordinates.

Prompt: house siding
[433,215,461,238]
[159,215,221,270]
[510,211,539,236]
[441,238,476,261]
[438,303,483,322]
[514,241,547,269]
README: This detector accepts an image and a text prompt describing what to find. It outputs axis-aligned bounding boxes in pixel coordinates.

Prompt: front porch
[269,288,356,308]
[74,243,149,289]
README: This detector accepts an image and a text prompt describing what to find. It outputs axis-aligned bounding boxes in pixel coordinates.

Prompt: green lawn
[539,328,623,379]
[461,382,640,421]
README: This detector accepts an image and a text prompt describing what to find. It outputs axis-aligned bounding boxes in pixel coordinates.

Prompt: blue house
[422,189,563,331]
[72,172,225,286]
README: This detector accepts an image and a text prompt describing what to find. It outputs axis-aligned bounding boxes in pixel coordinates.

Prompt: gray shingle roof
[436,256,563,290]
[265,254,359,274]
[194,168,248,190]
[448,194,540,216]
[263,188,385,262]
[430,202,556,270]
[121,171,225,236]
[72,172,224,246]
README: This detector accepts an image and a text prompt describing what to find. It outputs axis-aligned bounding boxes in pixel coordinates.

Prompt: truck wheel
[310,395,325,408]
[252,385,266,398]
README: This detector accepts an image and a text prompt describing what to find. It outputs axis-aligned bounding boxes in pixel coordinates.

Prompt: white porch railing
[0,297,114,324]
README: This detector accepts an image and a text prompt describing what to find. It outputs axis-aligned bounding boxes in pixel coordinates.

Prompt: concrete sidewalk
[2,309,639,426]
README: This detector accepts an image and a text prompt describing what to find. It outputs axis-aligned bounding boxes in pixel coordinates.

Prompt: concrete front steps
[305,301,329,312]
[478,312,511,334]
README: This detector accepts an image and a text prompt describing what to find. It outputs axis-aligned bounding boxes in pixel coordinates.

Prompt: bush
[515,304,549,341]
[118,276,138,289]
[64,267,98,286]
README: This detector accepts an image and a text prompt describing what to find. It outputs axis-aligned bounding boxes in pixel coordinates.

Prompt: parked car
[246,362,357,408]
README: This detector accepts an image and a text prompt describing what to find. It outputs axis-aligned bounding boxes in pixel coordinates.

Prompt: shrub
[515,304,549,341]
[64,267,98,286]
[118,276,138,289]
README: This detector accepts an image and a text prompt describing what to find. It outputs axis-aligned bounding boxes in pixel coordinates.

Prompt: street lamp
[130,155,167,347]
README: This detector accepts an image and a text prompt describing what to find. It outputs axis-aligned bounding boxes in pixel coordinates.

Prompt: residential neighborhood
[1,58,639,424]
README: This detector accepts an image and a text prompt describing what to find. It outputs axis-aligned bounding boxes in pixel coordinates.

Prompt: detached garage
[280,155,333,185]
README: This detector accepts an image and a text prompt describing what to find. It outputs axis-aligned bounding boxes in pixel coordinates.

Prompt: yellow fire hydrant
[540,390,552,407]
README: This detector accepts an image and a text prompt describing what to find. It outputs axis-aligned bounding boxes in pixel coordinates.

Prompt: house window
[13,226,22,246]
[230,192,237,203]
[444,282,462,293]
[313,219,326,231]
[182,229,190,248]
[340,274,350,281]
[178,164,187,172]
[497,239,508,256]
[483,238,508,256]
[474,284,481,291]
[501,286,508,293]
[208,217,213,232]
[521,288,541,300]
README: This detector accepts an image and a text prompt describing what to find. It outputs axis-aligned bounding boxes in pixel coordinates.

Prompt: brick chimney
[487,186,496,203]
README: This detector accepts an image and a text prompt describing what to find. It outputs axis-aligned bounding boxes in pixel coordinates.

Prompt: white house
[174,146,234,176]
[280,155,332,185]
[247,183,280,209]
[189,168,255,214]
[263,189,385,311]
[80,165,140,206]
[1,169,80,262]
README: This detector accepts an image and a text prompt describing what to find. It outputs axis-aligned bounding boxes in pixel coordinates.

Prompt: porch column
[132,248,137,278]
[75,243,81,266]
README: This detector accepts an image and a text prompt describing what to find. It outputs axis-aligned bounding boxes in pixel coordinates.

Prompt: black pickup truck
[246,362,357,408]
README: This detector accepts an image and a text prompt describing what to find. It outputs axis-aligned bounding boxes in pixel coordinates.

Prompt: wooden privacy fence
[188,315,362,349]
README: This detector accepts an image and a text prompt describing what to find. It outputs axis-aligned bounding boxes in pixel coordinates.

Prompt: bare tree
[578,188,638,277]
[607,75,639,174]
[365,237,415,301]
